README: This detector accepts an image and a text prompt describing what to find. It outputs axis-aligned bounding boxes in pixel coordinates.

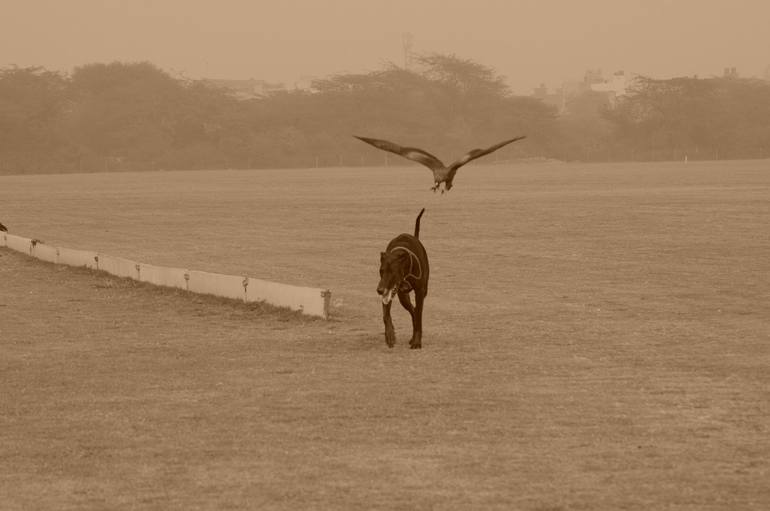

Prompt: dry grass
[1,160,769,510]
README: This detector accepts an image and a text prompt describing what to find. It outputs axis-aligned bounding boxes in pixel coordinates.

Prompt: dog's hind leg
[409,291,425,349]
[382,302,396,348]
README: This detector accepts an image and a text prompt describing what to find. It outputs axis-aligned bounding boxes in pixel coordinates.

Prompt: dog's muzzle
[380,287,397,305]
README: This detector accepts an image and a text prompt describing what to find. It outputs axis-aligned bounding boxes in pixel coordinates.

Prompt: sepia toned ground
[1,161,769,510]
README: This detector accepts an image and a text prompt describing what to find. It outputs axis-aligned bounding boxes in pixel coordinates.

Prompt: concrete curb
[2,235,330,319]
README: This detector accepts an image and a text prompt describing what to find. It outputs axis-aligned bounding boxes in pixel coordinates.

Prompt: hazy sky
[3,0,769,93]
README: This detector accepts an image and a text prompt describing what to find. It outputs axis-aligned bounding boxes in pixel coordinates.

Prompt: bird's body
[354,135,526,193]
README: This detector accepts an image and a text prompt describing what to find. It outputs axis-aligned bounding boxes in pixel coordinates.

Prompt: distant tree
[302,55,556,161]
[9,55,768,174]
[557,90,615,161]
[415,53,509,97]
[67,62,185,169]
[0,66,71,173]
[604,75,770,160]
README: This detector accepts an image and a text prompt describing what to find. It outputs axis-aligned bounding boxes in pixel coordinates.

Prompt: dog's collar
[389,246,422,284]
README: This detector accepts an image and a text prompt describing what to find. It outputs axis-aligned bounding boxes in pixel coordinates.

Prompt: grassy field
[1,160,769,510]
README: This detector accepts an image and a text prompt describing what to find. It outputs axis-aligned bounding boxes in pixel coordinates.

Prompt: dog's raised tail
[414,208,425,238]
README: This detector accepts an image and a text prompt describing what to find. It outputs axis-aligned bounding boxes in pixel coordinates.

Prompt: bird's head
[377,250,410,305]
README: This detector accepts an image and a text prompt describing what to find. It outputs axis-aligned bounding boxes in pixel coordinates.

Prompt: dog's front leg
[382,301,396,348]
[397,291,418,346]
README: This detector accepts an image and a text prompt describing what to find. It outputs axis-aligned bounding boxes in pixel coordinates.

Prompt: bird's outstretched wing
[448,135,527,174]
[354,136,446,172]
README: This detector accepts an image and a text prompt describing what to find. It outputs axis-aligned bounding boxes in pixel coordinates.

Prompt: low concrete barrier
[247,277,330,317]
[138,263,189,291]
[97,254,139,279]
[32,243,59,264]
[57,247,99,269]
[188,270,247,301]
[3,234,331,318]
[6,234,31,254]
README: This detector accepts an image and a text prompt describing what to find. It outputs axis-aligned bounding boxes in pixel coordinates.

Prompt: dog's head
[377,250,410,305]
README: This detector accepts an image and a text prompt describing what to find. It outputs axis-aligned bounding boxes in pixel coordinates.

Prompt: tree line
[1,56,768,174]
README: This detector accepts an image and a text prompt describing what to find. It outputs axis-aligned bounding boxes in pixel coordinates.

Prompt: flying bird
[354,135,526,193]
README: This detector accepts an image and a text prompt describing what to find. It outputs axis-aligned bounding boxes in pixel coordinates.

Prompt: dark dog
[377,208,430,349]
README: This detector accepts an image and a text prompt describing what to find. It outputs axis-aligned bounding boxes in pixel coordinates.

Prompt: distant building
[293,75,319,91]
[583,68,604,86]
[588,70,635,106]
[532,69,636,114]
[202,78,286,99]
[532,82,566,113]
[722,67,739,79]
